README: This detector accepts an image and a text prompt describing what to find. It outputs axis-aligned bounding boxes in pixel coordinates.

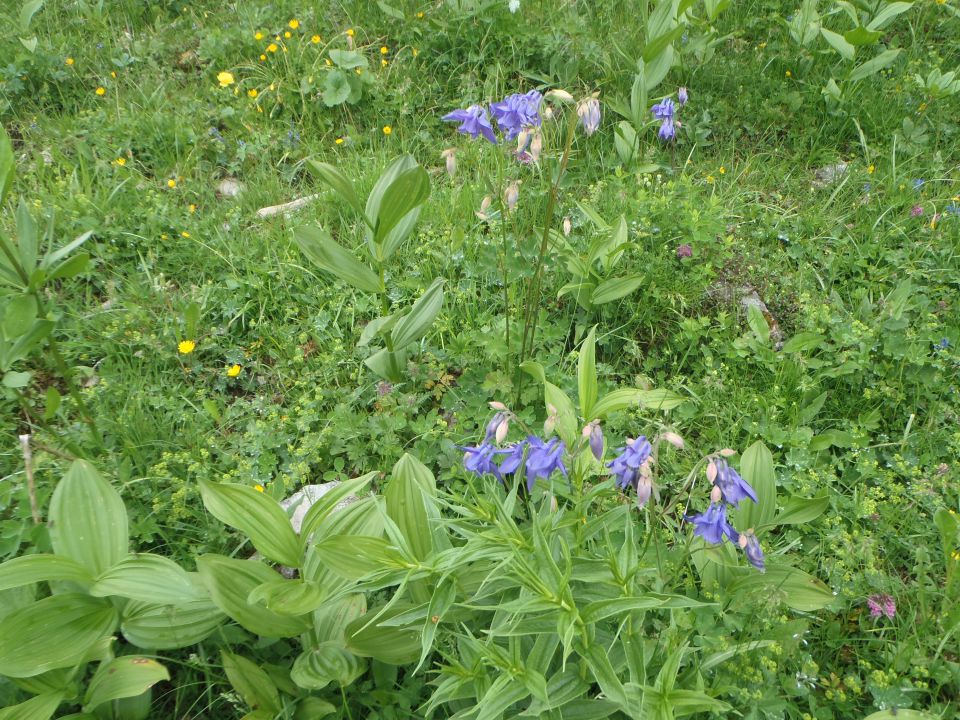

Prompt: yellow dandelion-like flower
[758,41,767,49]
[355,67,362,75]
[412,48,419,57]
[227,364,242,377]
[189,203,197,213]
[289,19,299,29]
[383,125,392,135]
[110,71,116,78]
[259,54,266,61]
[867,164,875,174]
[416,11,424,17]
[248,88,258,98]
[311,34,321,44]
[160,233,168,240]
[178,340,196,355]
[267,43,278,52]
[65,57,74,66]
[284,31,292,39]
[217,71,235,87]
[115,157,126,166]
[254,483,265,492]
[167,179,177,188]
[325,58,332,66]
[181,231,191,238]
[380,46,389,54]
[255,31,264,40]
[785,70,792,78]
[381,58,388,67]
[95,86,106,96]
[335,137,344,145]
[346,28,355,37]
[706,175,715,184]
[719,166,726,175]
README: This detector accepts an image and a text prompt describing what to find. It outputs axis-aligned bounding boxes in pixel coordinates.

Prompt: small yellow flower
[95,86,106,96]
[412,48,419,57]
[110,71,117,78]
[181,231,191,238]
[383,125,392,135]
[785,70,792,78]
[311,34,321,44]
[289,19,299,29]
[254,483,265,492]
[936,0,946,5]
[167,179,177,188]
[284,31,292,39]
[381,59,388,67]
[247,88,258,98]
[706,174,715,184]
[115,157,126,166]
[758,41,767,49]
[227,364,242,377]
[255,31,264,40]
[416,11,424,17]
[160,233,168,240]
[259,54,267,61]
[867,164,875,174]
[355,67,362,74]
[719,166,726,175]
[346,28,355,37]
[217,71,235,87]
[267,43,278,53]
[335,137,344,145]
[189,204,197,213]
[325,58,332,66]
[380,46,389,54]
[178,340,196,355]
[65,57,74,66]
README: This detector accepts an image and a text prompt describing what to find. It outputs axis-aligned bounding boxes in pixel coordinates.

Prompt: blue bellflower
[443,104,498,144]
[713,458,758,508]
[490,90,543,140]
[687,503,739,545]
[607,437,652,491]
[524,436,567,490]
[462,442,503,480]
[741,532,765,572]
[651,98,676,141]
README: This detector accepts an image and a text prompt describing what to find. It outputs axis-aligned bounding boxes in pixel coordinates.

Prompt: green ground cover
[1,0,959,718]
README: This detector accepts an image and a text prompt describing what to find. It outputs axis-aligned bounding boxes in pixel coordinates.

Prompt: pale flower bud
[440,148,456,178]
[489,401,508,411]
[542,105,554,122]
[710,485,723,503]
[476,195,492,220]
[545,89,574,104]
[516,128,531,154]
[706,461,718,484]
[495,417,510,444]
[504,181,520,211]
[660,431,685,449]
[718,448,737,457]
[562,216,572,236]
[636,473,653,508]
[529,129,542,163]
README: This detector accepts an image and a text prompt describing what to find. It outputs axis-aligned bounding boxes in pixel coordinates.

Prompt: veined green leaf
[732,440,776,530]
[728,565,836,611]
[0,554,93,591]
[0,692,63,720]
[578,326,598,419]
[0,125,14,204]
[83,657,169,713]
[590,275,644,305]
[299,473,376,543]
[589,388,686,419]
[385,454,437,562]
[90,554,204,605]
[308,160,365,216]
[120,596,225,650]
[221,650,282,714]
[291,643,365,690]
[390,278,444,349]
[293,225,381,293]
[849,48,901,82]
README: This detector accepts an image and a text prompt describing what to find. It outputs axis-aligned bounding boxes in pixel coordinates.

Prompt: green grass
[1,0,960,717]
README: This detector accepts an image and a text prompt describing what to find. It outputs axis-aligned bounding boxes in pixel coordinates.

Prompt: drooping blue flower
[524,436,566,490]
[577,97,601,136]
[461,442,503,480]
[587,423,604,461]
[498,440,527,475]
[712,458,758,508]
[651,98,676,141]
[484,412,507,442]
[687,503,739,545]
[740,532,765,572]
[442,104,498,144]
[607,437,652,491]
[490,90,543,140]
[678,86,689,106]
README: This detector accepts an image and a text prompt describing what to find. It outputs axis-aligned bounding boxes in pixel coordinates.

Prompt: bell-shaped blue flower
[442,104,498,144]
[606,436,652,491]
[524,436,566,491]
[490,90,543,140]
[461,441,503,480]
[713,458,758,508]
[687,502,739,545]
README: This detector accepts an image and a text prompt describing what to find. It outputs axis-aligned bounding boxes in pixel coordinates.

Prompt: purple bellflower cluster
[686,455,766,572]
[443,90,543,144]
[650,86,689,142]
[606,436,654,507]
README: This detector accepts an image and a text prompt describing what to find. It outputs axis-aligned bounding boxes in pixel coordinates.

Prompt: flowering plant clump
[651,86,689,142]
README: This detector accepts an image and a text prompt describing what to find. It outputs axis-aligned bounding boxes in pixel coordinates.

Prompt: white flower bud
[545,89,574,104]
[476,195,492,220]
[440,148,456,178]
[495,417,509,444]
[660,431,685,449]
[504,181,520,212]
[710,485,723,503]
[706,461,718,484]
[489,401,508,411]
[719,448,737,457]
[562,216,571,236]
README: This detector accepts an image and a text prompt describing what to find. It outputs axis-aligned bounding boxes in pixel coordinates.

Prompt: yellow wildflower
[178,340,196,355]
[867,164,875,174]
[706,175,715,184]
[346,28,355,37]
[289,19,299,29]
[383,125,392,135]
[255,31,264,40]
[267,43,278,52]
[227,364,242,377]
[284,31,292,38]
[254,484,265,492]
[719,166,726,175]
[217,71,235,87]
[160,234,168,240]
[325,58,332,66]
[167,179,177,188]
[115,157,126,166]
[416,11,424,17]
[247,88,258,98]
[65,57,74,66]
[785,70,792,78]
[259,54,266,61]
[380,46,389,54]
[95,86,106,96]
[412,48,419,57]
[381,59,388,67]
[335,137,344,145]
[311,34,321,44]
[181,231,191,238]
[189,204,197,213]
[110,71,116,78]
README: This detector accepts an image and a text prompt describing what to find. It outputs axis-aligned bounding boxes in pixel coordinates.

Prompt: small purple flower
[687,503,739,545]
[712,458,758,508]
[739,531,765,572]
[936,337,949,349]
[498,441,527,475]
[651,99,676,141]
[678,86,689,106]
[462,442,503,481]
[524,436,567,490]
[442,104,498,144]
[588,423,604,461]
[577,97,601,136]
[607,437,652,491]
[484,412,507,442]
[912,178,925,190]
[676,243,692,259]
[490,90,543,140]
[867,594,896,619]
[911,205,924,217]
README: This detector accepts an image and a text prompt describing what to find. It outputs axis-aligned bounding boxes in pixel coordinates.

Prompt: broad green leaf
[574,200,609,230]
[582,594,714,623]
[0,125,14,204]
[866,1,913,30]
[291,643,366,690]
[862,710,938,720]
[3,370,31,388]
[746,304,770,344]
[385,454,436,562]
[293,697,336,720]
[0,554,93,591]
[590,275,644,305]
[90,554,204,605]
[589,388,686,419]
[0,593,117,677]
[83,657,169,713]
[849,48,901,82]
[367,156,426,260]
[120,596,225,650]
[312,594,367,645]
[19,0,44,32]
[310,160,366,219]
[15,201,38,276]
[345,604,421,664]
[328,49,367,69]
[199,480,301,567]
[664,689,731,715]
[247,579,327,616]
[312,535,407,579]
[642,25,685,63]
[728,565,836,611]
[357,312,398,347]
[221,650,281,714]
[0,692,62,720]
[821,27,854,62]
[372,166,430,247]
[808,428,854,451]
[578,326,598,419]
[322,70,351,106]
[781,332,824,354]
[50,461,128,576]
[293,225,381,294]
[364,346,407,381]
[390,278,444,349]
[3,294,36,337]
[299,472,376,542]
[769,493,830,527]
[843,26,882,45]
[5,319,53,368]
[733,440,776,530]
[47,252,89,281]
[197,554,311,637]
[474,674,529,720]
[582,642,629,710]
[45,230,93,265]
